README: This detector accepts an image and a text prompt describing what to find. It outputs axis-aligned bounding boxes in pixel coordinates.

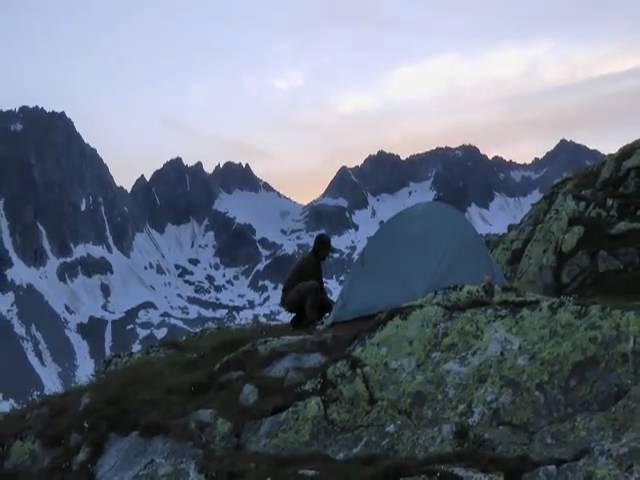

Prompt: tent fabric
[328,201,506,323]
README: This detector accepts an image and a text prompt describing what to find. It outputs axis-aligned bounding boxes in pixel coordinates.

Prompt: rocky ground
[492,139,640,301]
[1,140,639,479]
[1,283,638,479]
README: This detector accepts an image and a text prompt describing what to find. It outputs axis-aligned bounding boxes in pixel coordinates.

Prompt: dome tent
[328,201,506,323]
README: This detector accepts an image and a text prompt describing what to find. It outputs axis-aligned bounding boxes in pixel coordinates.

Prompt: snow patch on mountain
[0,394,17,413]
[311,197,348,208]
[465,189,542,235]
[0,206,95,385]
[9,122,23,132]
[0,198,284,394]
[0,290,63,394]
[511,168,546,182]
[214,190,304,250]
[333,178,436,255]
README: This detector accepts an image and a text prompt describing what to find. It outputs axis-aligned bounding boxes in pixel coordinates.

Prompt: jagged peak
[360,150,402,167]
[449,143,482,154]
[211,161,272,194]
[549,138,594,153]
[321,165,361,196]
[533,138,605,169]
[130,174,148,193]
[212,161,255,174]
[159,156,186,171]
[0,105,80,142]
[189,161,206,174]
[146,156,210,185]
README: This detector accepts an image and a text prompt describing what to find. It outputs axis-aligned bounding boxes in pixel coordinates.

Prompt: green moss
[246,289,640,464]
[265,396,324,450]
[5,436,45,470]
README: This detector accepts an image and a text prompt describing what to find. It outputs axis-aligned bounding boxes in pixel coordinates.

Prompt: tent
[328,201,506,323]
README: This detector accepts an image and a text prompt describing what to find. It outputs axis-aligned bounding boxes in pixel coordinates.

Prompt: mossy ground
[242,290,640,478]
[0,323,299,476]
[0,314,399,478]
[1,297,639,478]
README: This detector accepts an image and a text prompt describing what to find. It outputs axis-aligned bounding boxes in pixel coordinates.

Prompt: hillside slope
[492,139,640,300]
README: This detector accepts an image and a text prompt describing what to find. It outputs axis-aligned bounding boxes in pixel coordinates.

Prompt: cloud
[271,69,305,91]
[336,93,381,114]
[332,41,640,113]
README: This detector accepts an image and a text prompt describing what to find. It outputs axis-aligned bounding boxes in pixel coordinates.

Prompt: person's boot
[290,312,305,329]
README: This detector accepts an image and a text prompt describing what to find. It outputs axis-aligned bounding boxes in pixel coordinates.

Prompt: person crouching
[281,233,334,329]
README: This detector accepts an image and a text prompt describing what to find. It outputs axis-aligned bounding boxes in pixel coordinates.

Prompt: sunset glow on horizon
[2,0,639,203]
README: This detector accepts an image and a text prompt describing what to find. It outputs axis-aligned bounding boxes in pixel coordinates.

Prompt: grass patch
[0,322,304,473]
[82,323,301,448]
[0,314,393,475]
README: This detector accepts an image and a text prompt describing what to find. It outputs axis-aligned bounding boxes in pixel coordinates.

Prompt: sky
[1,1,640,203]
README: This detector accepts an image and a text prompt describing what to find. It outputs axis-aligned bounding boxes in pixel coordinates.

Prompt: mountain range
[0,106,605,409]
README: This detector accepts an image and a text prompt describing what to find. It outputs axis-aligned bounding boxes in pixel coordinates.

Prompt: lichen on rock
[491,141,640,298]
[241,288,640,476]
[95,432,204,480]
[4,435,50,471]
[560,225,584,254]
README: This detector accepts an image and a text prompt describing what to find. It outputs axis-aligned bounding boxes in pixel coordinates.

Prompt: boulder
[615,247,640,266]
[609,221,640,236]
[4,435,52,471]
[597,154,619,186]
[492,142,640,297]
[597,250,624,273]
[560,226,584,254]
[560,251,591,286]
[187,409,235,449]
[263,352,327,387]
[95,432,204,480]
[242,290,640,477]
[239,384,259,407]
[620,149,640,176]
[621,170,640,194]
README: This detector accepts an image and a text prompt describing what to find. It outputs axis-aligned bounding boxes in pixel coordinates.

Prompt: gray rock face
[239,383,259,407]
[560,226,584,254]
[263,353,327,378]
[240,291,640,478]
[56,255,113,282]
[95,432,204,480]
[303,204,355,236]
[597,250,624,273]
[0,124,132,265]
[263,352,328,387]
[492,139,640,298]
[186,409,236,450]
[3,436,52,472]
[616,247,640,266]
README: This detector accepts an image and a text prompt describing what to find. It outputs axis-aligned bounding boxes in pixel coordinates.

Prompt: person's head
[312,233,333,261]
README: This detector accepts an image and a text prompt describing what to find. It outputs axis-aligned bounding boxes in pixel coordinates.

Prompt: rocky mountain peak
[0,106,135,265]
[320,166,369,211]
[353,150,408,196]
[527,138,605,191]
[211,161,272,194]
[535,138,604,170]
[130,156,215,231]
